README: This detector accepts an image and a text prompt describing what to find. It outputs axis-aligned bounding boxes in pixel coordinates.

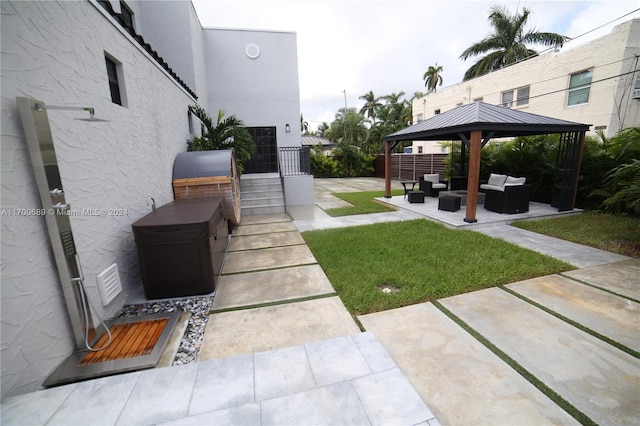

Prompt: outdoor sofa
[480,173,531,214]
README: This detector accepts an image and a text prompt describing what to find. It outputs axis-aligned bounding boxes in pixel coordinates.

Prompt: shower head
[33,103,109,122]
[75,117,110,123]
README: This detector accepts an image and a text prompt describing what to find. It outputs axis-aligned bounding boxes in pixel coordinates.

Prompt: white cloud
[192,0,640,131]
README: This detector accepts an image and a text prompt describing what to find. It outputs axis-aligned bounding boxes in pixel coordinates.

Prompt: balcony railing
[279,147,310,176]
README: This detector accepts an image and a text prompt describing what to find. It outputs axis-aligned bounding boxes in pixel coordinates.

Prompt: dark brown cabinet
[132,198,228,299]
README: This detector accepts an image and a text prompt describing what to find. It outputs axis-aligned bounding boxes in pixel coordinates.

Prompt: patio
[378,194,581,229]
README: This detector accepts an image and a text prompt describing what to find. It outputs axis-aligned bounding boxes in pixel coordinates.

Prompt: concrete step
[242,197,285,208]
[241,189,284,200]
[240,179,282,191]
[241,204,286,216]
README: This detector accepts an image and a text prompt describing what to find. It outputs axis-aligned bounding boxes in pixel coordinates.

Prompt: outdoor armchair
[419,174,448,197]
[481,174,531,214]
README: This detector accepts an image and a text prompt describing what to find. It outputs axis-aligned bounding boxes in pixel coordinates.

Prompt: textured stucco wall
[413,19,640,138]
[1,0,196,399]
[203,28,302,148]
[135,0,207,103]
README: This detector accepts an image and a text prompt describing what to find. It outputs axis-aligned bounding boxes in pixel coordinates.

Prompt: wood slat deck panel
[78,319,168,366]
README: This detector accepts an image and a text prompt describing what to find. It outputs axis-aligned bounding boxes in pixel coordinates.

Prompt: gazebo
[383,102,590,223]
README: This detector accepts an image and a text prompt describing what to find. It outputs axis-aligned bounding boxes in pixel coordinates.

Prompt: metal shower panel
[16,97,99,349]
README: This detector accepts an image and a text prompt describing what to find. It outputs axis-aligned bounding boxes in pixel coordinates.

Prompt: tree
[300,113,309,134]
[317,122,330,139]
[326,108,369,145]
[187,105,255,173]
[358,90,383,123]
[459,5,568,81]
[423,63,443,93]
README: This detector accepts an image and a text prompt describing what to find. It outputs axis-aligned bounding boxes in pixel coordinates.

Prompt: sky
[191,0,640,132]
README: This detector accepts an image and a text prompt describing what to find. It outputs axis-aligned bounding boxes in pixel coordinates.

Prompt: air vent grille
[96,263,122,305]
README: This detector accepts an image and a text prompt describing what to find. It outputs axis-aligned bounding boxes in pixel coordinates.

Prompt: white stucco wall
[203,28,302,148]
[413,19,640,138]
[1,0,196,398]
[134,0,207,105]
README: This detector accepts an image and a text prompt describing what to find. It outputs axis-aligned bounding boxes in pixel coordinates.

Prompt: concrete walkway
[2,177,637,425]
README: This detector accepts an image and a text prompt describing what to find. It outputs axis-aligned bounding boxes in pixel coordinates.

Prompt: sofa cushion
[432,183,447,189]
[480,183,505,192]
[505,176,526,186]
[487,173,508,187]
[423,174,440,184]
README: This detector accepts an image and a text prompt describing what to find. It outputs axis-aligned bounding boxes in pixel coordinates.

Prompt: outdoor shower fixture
[32,102,109,122]
[16,97,179,387]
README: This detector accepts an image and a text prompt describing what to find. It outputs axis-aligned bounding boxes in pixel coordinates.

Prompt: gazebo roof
[385,102,590,142]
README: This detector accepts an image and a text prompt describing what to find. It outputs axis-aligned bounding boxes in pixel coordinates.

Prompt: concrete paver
[359,303,578,425]
[506,274,640,352]
[562,258,640,300]
[199,296,360,360]
[222,244,316,274]
[475,225,631,267]
[212,264,335,311]
[228,230,305,251]
[232,221,297,236]
[441,287,640,425]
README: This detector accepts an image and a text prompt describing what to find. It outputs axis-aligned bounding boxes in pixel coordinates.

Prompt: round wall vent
[245,44,260,59]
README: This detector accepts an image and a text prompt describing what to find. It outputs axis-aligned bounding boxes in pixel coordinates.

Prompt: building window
[416,113,423,122]
[120,1,135,35]
[434,109,441,115]
[632,75,640,99]
[473,97,483,103]
[516,86,530,106]
[456,102,463,107]
[417,146,423,154]
[501,90,514,108]
[105,55,123,106]
[567,69,593,106]
[188,109,194,135]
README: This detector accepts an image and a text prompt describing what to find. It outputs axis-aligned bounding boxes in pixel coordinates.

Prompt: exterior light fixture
[285,124,290,132]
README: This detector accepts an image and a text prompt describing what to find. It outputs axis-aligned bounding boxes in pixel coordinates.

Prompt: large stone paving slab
[222,245,316,274]
[238,214,290,225]
[199,297,360,360]
[228,231,305,251]
[507,275,640,352]
[232,221,297,236]
[473,225,631,266]
[212,265,336,311]
[359,303,578,425]
[561,259,640,300]
[441,287,640,425]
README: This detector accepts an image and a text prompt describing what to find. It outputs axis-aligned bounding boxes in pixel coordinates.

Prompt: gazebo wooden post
[384,140,392,198]
[464,130,482,223]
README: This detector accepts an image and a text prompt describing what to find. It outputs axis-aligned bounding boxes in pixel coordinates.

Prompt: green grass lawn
[512,211,639,259]
[302,219,572,315]
[325,190,404,216]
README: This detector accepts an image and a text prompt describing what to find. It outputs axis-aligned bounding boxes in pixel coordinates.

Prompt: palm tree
[300,113,309,134]
[423,63,443,93]
[358,90,383,123]
[460,5,569,81]
[327,108,369,145]
[187,105,255,172]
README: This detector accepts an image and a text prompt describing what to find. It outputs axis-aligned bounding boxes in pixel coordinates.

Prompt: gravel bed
[116,296,213,365]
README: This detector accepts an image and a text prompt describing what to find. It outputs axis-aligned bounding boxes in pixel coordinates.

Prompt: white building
[412,18,640,154]
[1,0,309,398]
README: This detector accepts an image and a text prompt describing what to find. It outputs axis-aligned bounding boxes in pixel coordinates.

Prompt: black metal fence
[279,147,311,176]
